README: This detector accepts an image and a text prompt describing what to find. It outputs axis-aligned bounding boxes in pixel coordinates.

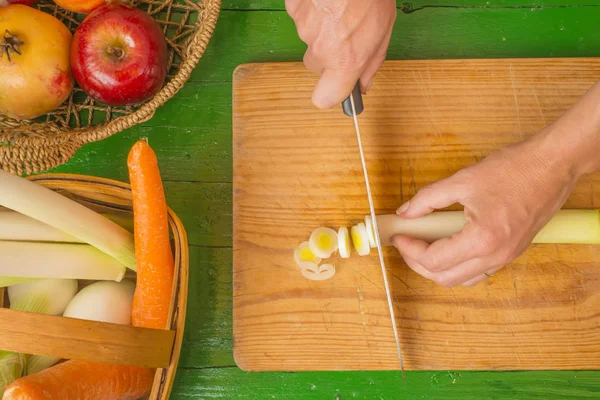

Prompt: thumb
[312,68,361,109]
[397,177,465,218]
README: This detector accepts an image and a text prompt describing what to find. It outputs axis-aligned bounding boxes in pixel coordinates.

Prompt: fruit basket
[0,173,189,400]
[0,0,221,176]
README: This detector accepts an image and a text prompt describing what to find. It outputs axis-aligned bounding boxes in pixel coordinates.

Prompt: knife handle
[342,81,364,116]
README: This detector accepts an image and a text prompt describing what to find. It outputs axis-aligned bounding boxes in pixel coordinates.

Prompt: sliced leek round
[364,216,377,248]
[337,227,351,259]
[293,241,322,265]
[301,263,336,281]
[351,223,371,256]
[308,227,338,259]
[297,261,319,271]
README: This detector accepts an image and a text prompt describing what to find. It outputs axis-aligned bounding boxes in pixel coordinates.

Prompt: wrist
[534,81,600,180]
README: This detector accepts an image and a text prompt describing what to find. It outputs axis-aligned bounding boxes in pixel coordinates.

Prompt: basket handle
[0,308,175,368]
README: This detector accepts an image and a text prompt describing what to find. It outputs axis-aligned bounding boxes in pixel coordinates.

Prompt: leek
[0,351,25,396]
[374,209,600,246]
[0,171,136,270]
[0,278,36,288]
[0,241,126,282]
[0,211,82,243]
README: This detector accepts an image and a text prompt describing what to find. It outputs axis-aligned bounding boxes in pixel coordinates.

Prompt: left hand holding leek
[392,80,600,287]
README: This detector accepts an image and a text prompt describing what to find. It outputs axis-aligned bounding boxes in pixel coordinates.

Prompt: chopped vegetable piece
[0,170,136,270]
[293,241,322,265]
[0,351,25,397]
[297,261,319,270]
[0,241,126,281]
[128,140,175,330]
[338,227,351,258]
[364,216,377,248]
[0,211,82,243]
[3,360,154,400]
[351,223,371,256]
[308,227,338,259]
[301,263,336,281]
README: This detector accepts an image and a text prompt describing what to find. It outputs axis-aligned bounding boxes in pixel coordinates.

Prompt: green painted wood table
[50,1,600,398]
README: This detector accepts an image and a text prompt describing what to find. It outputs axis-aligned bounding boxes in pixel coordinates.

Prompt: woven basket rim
[0,0,222,176]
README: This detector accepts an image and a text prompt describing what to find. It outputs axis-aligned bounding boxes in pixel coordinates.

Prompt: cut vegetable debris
[308,227,338,259]
[351,223,371,256]
[364,216,377,248]
[0,241,126,282]
[301,263,336,281]
[0,211,82,243]
[0,170,136,270]
[338,227,350,259]
[293,242,322,265]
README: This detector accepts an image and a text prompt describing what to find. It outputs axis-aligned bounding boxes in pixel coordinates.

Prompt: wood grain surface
[232,59,600,371]
[0,308,175,368]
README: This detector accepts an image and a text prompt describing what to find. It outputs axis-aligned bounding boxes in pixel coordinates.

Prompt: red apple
[70,4,167,107]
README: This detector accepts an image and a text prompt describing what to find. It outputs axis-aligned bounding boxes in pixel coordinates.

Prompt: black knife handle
[342,81,364,116]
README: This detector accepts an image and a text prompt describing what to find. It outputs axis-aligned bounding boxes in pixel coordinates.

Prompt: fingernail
[396,201,410,215]
[365,79,374,94]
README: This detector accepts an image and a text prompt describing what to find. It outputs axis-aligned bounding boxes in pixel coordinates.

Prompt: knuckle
[421,255,442,273]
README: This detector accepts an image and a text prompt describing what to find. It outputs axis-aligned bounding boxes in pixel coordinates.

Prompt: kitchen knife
[342,82,406,383]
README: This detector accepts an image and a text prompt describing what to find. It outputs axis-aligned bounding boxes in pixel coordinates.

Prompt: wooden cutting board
[232,59,600,372]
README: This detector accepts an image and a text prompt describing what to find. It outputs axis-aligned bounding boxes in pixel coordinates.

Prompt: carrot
[3,141,176,400]
[128,139,175,329]
[2,361,154,400]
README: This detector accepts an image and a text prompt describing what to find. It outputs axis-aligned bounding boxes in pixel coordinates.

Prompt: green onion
[0,171,136,270]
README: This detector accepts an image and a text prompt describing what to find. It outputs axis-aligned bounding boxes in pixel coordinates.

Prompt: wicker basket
[0,174,189,400]
[0,0,221,176]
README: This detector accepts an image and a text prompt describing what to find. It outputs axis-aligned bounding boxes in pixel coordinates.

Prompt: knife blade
[342,83,406,383]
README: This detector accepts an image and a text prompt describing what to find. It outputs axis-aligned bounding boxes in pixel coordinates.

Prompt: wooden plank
[52,125,232,184]
[190,7,600,82]
[221,1,600,10]
[232,60,600,371]
[0,308,175,368]
[164,182,232,247]
[178,247,234,368]
[171,368,600,399]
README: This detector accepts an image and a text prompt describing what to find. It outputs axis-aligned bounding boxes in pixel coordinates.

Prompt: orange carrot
[2,360,154,400]
[128,139,174,329]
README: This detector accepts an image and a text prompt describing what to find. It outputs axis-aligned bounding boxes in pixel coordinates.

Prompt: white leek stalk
[373,209,600,246]
[0,278,36,288]
[0,351,25,396]
[0,171,136,270]
[0,241,126,281]
[0,211,82,243]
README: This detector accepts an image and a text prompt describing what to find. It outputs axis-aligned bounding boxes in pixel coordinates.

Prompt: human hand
[391,134,581,287]
[285,0,396,109]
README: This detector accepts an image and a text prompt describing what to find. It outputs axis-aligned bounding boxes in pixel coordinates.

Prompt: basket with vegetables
[0,140,188,400]
[0,0,221,176]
